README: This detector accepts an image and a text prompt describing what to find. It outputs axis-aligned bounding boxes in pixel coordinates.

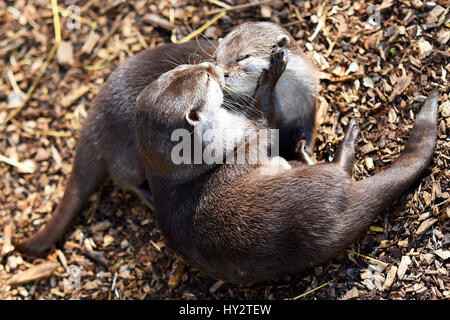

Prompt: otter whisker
[224,93,252,114]
[161,59,181,67]
[222,95,264,119]
[224,85,257,105]
[164,51,184,66]
[194,35,214,59]
[199,32,217,50]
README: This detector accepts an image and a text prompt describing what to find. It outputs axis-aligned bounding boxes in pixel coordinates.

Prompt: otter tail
[16,134,106,257]
[336,88,439,243]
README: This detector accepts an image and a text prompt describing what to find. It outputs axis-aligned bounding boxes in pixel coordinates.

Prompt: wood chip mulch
[0,0,449,300]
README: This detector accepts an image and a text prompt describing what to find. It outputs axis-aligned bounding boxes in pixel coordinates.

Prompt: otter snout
[199,62,225,89]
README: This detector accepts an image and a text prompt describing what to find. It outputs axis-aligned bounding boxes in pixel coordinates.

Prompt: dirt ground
[0,0,449,300]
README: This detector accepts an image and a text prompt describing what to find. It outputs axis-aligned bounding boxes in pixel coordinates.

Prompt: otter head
[214,22,292,99]
[136,62,259,182]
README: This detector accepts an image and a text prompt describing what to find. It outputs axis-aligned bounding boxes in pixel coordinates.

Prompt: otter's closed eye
[236,54,251,62]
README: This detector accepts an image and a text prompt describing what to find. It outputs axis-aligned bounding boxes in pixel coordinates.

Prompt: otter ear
[186,108,201,126]
[276,35,290,49]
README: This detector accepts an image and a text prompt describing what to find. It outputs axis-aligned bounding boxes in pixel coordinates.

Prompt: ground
[0,0,449,300]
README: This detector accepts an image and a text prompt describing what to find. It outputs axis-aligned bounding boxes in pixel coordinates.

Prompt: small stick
[55,249,69,272]
[50,0,62,43]
[209,279,225,294]
[11,119,70,137]
[172,11,226,44]
[168,258,186,290]
[309,9,327,42]
[346,249,389,267]
[0,153,35,173]
[150,240,162,252]
[208,0,231,9]
[111,272,118,291]
[327,74,364,83]
[5,43,59,123]
[291,281,330,300]
[83,248,110,267]
[207,0,274,15]
[1,218,14,256]
[83,238,110,266]
[6,69,24,96]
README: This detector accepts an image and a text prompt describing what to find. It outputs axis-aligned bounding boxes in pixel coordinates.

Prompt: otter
[16,23,317,257]
[135,56,439,283]
[214,22,320,159]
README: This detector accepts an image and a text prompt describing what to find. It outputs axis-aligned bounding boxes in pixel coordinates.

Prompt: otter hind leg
[333,119,360,173]
[130,183,155,213]
[295,139,316,165]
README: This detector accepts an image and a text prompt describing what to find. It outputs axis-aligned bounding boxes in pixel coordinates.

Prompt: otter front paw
[269,46,287,83]
[257,47,287,90]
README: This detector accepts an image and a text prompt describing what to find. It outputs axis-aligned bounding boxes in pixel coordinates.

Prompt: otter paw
[269,47,287,83]
[344,118,361,145]
[296,139,316,165]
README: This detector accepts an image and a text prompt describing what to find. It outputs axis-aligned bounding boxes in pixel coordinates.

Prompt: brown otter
[214,22,320,159]
[135,56,439,283]
[15,38,290,256]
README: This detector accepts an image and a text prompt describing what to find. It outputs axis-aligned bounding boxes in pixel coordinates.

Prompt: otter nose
[216,71,225,89]
[203,64,225,89]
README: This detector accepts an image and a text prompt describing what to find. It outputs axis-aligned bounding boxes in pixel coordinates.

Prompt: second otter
[215,22,320,158]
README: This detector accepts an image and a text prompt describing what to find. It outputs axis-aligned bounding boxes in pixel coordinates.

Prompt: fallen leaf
[388,75,412,102]
[8,261,60,285]
[168,259,186,290]
[397,256,411,280]
[416,218,438,236]
[383,266,397,291]
[341,287,359,300]
[434,249,450,260]
[56,41,75,67]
